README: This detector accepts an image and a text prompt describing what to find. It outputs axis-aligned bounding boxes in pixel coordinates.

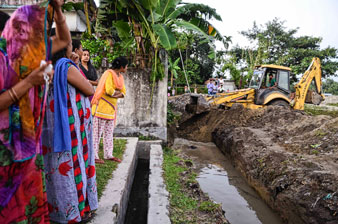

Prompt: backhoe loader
[206,57,324,110]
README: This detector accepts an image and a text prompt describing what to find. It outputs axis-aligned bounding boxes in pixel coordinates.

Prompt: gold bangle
[8,89,16,102]
[11,88,19,101]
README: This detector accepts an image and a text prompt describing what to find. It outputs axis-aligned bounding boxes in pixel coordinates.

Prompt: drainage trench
[124,158,149,224]
[174,138,284,224]
[124,141,151,224]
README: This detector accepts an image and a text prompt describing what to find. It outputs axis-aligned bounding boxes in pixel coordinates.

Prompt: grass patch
[167,103,181,125]
[314,129,327,137]
[304,105,338,117]
[138,135,157,141]
[311,150,319,155]
[163,148,198,212]
[95,138,127,199]
[328,103,338,107]
[199,201,220,212]
[163,147,224,223]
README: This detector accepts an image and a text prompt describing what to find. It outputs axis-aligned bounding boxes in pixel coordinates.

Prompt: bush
[167,104,180,125]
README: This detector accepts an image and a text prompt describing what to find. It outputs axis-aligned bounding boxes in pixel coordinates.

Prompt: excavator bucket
[305,90,325,105]
[188,94,210,114]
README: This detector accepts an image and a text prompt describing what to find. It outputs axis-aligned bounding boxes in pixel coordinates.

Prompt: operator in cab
[268,73,277,89]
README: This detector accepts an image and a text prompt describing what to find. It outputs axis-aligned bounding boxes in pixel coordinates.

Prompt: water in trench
[124,159,149,224]
[173,138,284,224]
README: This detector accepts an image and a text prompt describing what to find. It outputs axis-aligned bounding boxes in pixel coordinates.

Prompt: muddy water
[173,138,284,224]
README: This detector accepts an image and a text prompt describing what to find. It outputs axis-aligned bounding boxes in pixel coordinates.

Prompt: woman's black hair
[51,47,67,66]
[112,56,128,69]
[0,11,10,32]
[83,49,90,54]
[72,39,82,51]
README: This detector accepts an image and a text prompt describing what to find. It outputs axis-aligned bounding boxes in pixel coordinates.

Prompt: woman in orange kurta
[91,57,128,164]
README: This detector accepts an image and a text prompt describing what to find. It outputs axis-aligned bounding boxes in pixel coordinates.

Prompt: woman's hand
[0,63,53,111]
[51,0,64,10]
[25,62,53,87]
[112,90,124,98]
[70,53,80,66]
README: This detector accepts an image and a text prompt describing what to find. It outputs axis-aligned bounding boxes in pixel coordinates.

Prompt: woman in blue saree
[42,42,98,223]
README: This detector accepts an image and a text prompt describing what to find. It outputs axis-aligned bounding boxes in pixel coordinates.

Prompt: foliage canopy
[228,18,338,84]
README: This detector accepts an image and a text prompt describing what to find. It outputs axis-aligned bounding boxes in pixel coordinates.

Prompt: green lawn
[95,138,127,199]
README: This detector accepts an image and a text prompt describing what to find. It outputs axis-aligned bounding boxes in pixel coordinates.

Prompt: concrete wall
[322,95,338,105]
[114,68,168,141]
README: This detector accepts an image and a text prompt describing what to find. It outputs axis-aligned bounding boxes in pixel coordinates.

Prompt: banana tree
[168,57,181,88]
[95,0,227,105]
[96,0,225,74]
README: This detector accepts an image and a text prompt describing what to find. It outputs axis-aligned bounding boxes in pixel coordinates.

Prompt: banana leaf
[156,0,180,19]
[113,21,131,41]
[153,24,177,50]
[141,0,159,10]
[174,20,212,41]
[166,5,187,22]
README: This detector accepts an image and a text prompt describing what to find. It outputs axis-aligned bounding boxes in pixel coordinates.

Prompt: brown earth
[168,95,338,224]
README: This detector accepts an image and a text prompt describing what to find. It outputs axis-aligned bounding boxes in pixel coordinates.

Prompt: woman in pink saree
[0,1,71,223]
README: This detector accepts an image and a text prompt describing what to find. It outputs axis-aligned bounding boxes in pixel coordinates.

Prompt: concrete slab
[148,144,171,224]
[115,127,167,142]
[91,137,138,224]
[137,140,162,160]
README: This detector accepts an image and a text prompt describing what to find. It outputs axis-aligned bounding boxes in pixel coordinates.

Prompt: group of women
[0,1,128,223]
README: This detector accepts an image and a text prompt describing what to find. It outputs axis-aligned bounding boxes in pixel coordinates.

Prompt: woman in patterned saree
[42,41,97,223]
[0,1,71,223]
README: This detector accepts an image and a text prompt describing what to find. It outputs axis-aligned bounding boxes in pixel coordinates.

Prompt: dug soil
[168,94,338,224]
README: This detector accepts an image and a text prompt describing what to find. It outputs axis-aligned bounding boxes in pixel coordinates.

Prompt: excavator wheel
[268,100,290,108]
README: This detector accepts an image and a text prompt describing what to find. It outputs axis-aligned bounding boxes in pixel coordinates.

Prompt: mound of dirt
[174,104,266,142]
[168,99,338,224]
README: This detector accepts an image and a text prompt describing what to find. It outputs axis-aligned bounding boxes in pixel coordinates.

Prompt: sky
[94,0,338,79]
[183,0,338,50]
[94,0,338,50]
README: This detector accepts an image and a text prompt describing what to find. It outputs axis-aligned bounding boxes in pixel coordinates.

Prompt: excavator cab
[250,65,292,106]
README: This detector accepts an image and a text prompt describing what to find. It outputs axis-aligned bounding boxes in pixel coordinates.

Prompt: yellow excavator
[206,57,324,110]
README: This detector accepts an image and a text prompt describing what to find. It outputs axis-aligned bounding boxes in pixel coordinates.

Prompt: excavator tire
[268,100,290,108]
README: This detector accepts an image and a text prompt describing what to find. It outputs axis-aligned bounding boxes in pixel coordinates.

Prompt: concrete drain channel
[90,138,170,224]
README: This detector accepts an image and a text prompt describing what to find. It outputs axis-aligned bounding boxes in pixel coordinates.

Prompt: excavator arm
[293,57,325,110]
[207,88,264,109]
